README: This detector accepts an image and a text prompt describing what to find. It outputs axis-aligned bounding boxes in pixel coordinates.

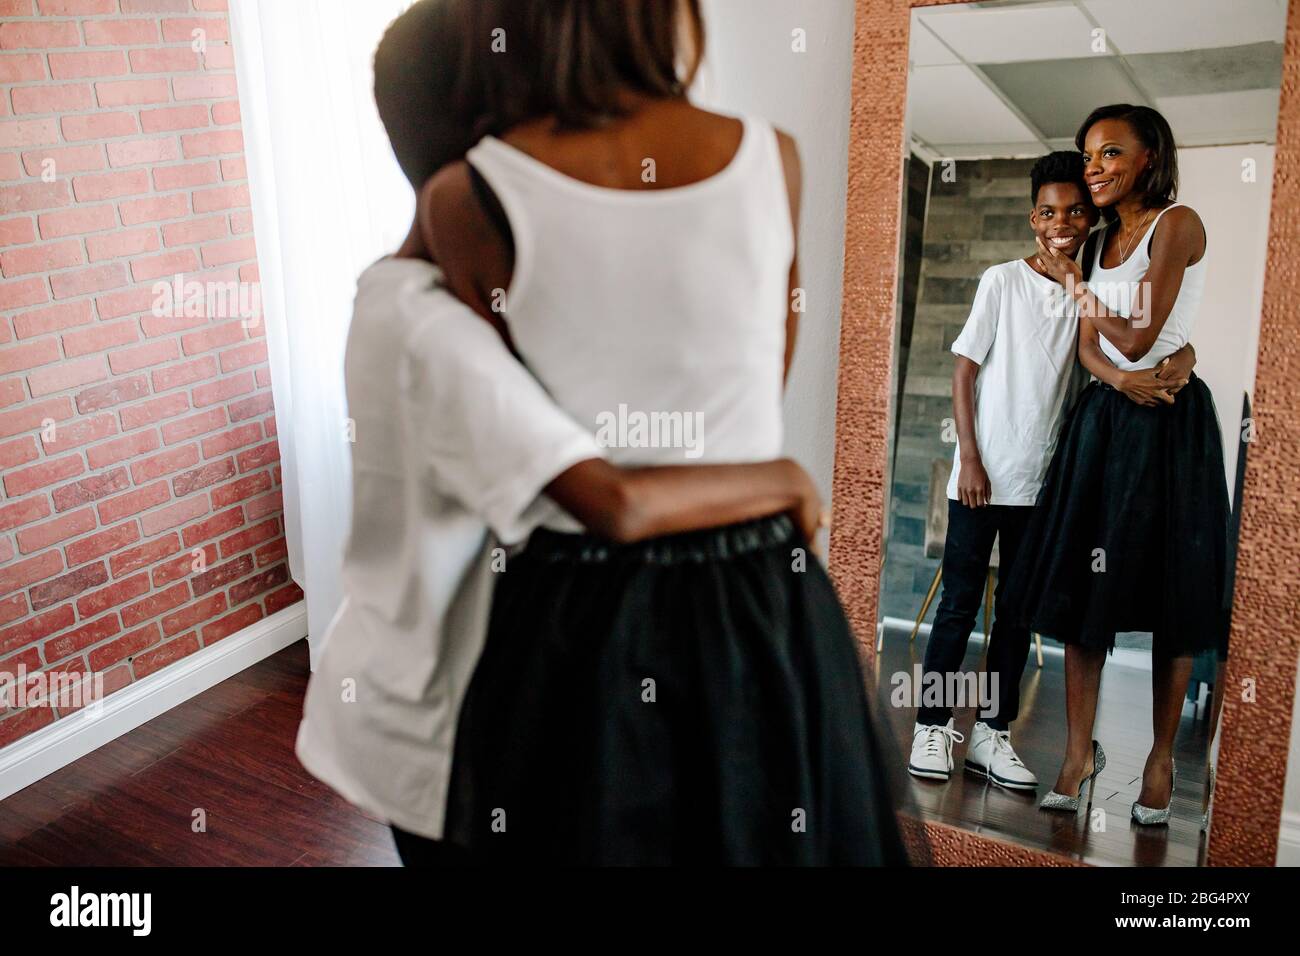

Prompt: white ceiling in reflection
[907,0,1287,159]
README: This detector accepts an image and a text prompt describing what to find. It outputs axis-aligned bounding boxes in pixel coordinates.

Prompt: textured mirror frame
[830,0,1300,867]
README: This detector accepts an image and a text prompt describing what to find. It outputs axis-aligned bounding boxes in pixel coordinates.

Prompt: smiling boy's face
[1029,181,1098,259]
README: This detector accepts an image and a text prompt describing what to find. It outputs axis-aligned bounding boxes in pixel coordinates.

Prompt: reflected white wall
[696,0,857,517]
[1177,144,1272,498]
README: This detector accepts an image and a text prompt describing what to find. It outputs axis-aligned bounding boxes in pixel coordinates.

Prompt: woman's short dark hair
[1075,104,1178,221]
[453,0,706,136]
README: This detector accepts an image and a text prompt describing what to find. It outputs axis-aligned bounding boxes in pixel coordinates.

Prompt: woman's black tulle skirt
[1002,374,1231,655]
[442,514,911,866]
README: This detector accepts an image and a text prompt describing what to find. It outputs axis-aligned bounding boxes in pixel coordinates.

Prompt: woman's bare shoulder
[1163,203,1203,230]
[421,161,486,249]
[1155,203,1206,263]
[422,160,473,212]
[418,159,513,328]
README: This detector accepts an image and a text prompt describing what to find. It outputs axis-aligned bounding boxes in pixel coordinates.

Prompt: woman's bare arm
[1078,312,1176,407]
[1078,311,1123,388]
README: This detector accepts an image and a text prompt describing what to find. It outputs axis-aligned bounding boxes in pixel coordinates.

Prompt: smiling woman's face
[1080,118,1152,209]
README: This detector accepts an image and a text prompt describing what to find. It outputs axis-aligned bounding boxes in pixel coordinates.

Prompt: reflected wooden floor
[0,640,400,867]
[876,625,1211,867]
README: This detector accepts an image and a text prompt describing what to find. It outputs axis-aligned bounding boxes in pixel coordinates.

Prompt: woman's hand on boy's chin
[1034,236,1083,287]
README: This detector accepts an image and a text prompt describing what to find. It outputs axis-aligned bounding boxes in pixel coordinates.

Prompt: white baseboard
[0,600,308,802]
[1278,811,1300,866]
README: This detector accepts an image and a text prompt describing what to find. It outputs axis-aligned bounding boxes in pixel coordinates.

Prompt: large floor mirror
[831,0,1299,866]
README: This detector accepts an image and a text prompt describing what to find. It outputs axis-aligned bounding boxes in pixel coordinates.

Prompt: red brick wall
[0,0,301,750]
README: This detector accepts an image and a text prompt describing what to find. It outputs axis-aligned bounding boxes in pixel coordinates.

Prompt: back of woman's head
[458,0,706,134]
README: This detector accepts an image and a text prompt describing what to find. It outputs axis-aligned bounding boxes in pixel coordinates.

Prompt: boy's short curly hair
[373,0,479,189]
[1029,150,1091,206]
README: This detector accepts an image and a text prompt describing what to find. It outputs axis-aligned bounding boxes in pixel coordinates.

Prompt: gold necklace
[1116,208,1155,264]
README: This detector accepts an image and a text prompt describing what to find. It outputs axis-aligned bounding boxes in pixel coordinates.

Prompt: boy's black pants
[916,499,1033,730]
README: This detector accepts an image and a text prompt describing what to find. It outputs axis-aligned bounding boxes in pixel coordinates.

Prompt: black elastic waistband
[525,513,797,566]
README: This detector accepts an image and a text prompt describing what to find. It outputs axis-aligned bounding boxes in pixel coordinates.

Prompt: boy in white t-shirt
[907,152,1195,789]
[295,0,824,866]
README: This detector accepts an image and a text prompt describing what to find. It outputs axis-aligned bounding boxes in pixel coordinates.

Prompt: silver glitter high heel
[1040,740,1106,813]
[1132,761,1177,826]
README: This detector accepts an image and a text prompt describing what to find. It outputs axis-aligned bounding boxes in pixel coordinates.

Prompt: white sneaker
[908,719,964,781]
[965,721,1038,791]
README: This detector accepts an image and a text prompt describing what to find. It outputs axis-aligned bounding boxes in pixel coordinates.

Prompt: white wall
[1176,145,1272,498]
[696,0,857,502]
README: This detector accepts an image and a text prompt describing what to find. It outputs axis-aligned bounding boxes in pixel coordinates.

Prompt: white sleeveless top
[1089,202,1207,370]
[466,114,794,530]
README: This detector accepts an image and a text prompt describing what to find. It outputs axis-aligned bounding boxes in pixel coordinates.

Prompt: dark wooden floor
[876,626,1211,867]
[1,629,1212,867]
[0,640,400,866]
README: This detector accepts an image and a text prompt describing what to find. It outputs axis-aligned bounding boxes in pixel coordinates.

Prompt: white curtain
[230,0,416,666]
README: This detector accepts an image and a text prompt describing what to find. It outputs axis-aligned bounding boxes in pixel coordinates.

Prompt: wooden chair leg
[909,565,942,642]
[1033,632,1044,668]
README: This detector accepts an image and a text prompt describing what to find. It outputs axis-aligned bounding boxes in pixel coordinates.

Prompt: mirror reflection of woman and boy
[908,103,1228,827]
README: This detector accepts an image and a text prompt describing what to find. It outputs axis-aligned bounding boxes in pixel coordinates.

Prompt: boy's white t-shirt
[295,257,600,841]
[946,259,1087,506]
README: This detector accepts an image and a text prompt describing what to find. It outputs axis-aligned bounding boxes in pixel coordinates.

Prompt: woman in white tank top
[460,112,790,531]
[1088,201,1207,372]
[418,0,911,865]
[1004,105,1230,829]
